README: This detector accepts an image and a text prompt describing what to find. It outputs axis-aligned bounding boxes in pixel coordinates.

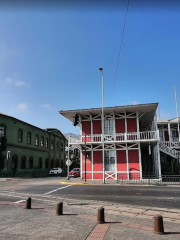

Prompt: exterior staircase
[159,142,180,159]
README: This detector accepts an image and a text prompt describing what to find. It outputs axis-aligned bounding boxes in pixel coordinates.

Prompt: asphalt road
[1,177,180,209]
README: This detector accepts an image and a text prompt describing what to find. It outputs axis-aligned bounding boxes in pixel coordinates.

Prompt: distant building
[157,118,180,175]
[0,113,67,177]
[59,103,162,181]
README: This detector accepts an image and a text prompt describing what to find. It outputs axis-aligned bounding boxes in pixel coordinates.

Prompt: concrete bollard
[97,207,105,224]
[154,215,164,234]
[25,197,31,209]
[56,202,63,215]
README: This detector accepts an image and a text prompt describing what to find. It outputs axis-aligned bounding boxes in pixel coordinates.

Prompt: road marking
[14,199,26,203]
[60,181,88,185]
[44,185,72,195]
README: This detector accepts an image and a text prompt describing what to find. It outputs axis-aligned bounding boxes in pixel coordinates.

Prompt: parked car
[68,168,80,178]
[49,168,62,175]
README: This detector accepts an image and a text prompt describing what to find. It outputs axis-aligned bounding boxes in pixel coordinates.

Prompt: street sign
[66,160,72,166]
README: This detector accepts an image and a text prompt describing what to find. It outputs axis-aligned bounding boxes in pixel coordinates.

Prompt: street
[1,177,180,209]
[1,177,180,240]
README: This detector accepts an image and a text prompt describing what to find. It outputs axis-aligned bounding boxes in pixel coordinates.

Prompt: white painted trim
[92,146,93,180]
[168,123,171,143]
[136,110,140,140]
[157,142,161,179]
[126,143,129,180]
[125,110,127,140]
[138,142,142,179]
[80,146,82,180]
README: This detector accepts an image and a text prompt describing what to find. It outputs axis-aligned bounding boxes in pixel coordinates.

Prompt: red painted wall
[93,151,103,171]
[82,121,91,135]
[127,118,137,132]
[117,173,128,180]
[117,150,127,171]
[82,152,92,171]
[129,172,140,180]
[82,152,92,179]
[128,150,139,171]
[93,120,101,134]
[115,119,125,133]
[82,173,92,179]
[94,173,103,179]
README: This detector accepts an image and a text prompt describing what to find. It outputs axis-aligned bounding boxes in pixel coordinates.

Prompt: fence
[117,175,180,185]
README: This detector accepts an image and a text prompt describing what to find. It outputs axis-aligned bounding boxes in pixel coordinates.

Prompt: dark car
[68,168,80,178]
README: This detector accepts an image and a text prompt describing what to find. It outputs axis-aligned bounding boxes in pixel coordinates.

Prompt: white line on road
[14,200,26,203]
[44,185,72,195]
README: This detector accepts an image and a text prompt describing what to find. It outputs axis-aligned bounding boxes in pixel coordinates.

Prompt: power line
[109,0,130,105]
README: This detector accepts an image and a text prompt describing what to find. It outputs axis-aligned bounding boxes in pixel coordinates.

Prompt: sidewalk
[1,196,180,240]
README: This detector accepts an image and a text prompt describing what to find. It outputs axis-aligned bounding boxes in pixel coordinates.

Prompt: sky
[0,0,180,134]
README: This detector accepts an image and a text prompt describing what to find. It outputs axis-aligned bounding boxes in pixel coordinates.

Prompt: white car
[49,168,62,175]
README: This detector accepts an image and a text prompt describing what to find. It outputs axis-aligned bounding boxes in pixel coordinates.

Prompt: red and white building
[59,103,162,181]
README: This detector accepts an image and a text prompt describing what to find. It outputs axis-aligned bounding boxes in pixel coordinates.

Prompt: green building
[0,113,68,177]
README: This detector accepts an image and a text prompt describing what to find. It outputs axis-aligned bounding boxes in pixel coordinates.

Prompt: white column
[114,145,117,180]
[80,146,83,180]
[168,123,171,144]
[125,110,127,140]
[90,114,93,140]
[92,147,94,180]
[136,110,139,139]
[157,142,162,179]
[126,143,129,180]
[138,142,142,180]
[178,122,180,142]
[163,126,165,142]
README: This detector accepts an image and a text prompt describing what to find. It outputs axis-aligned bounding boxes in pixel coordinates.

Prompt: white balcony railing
[69,131,159,144]
[160,141,180,148]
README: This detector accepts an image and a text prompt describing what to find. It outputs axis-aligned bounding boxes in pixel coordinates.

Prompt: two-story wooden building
[59,103,161,181]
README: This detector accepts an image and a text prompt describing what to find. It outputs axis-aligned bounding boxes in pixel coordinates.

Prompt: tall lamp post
[99,67,105,184]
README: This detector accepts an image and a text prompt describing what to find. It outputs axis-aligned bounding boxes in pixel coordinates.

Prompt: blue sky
[0,1,180,134]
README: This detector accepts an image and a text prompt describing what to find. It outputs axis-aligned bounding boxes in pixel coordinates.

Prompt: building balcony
[159,141,180,149]
[69,131,159,144]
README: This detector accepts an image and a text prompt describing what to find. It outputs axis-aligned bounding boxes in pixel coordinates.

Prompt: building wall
[0,114,66,177]
[80,112,140,180]
[81,147,140,180]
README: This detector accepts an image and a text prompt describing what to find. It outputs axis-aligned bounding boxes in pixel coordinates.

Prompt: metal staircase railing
[159,142,180,159]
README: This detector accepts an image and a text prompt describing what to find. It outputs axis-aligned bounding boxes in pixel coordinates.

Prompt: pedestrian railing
[117,175,180,185]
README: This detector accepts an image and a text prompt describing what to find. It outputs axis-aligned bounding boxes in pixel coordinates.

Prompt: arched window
[45,138,48,148]
[51,159,53,168]
[40,137,44,147]
[0,124,6,137]
[61,160,64,169]
[61,142,63,151]
[29,157,33,169]
[35,135,39,146]
[57,141,59,151]
[27,132,31,144]
[38,158,42,169]
[18,129,23,143]
[21,156,26,169]
[51,139,54,149]
[45,158,48,169]
[0,153,5,169]
[56,159,59,167]
[12,155,18,169]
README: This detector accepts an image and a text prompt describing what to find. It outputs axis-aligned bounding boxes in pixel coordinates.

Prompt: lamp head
[99,67,103,71]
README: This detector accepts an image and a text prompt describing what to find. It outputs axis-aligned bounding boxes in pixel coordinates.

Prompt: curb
[60,181,88,185]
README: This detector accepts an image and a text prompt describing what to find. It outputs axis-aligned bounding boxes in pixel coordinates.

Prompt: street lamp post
[99,67,105,184]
